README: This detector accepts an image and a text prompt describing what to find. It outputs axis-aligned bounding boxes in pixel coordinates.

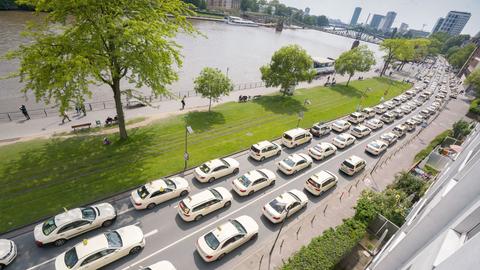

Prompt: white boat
[312,57,335,75]
[225,16,259,27]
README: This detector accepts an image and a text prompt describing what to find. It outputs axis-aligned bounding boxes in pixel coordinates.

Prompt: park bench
[72,123,91,131]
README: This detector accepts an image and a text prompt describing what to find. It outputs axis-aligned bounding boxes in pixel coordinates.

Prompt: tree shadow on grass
[184,111,226,133]
[329,84,363,98]
[253,95,307,115]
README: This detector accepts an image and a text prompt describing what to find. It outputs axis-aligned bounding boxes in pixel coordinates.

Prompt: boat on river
[225,16,259,27]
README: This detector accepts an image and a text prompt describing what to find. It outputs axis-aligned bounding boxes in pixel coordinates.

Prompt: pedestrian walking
[181,95,186,110]
[19,104,30,120]
[81,104,86,116]
[61,111,71,124]
[75,105,80,115]
[326,76,330,83]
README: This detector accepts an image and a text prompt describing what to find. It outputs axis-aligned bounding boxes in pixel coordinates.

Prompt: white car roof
[353,125,369,131]
[54,208,83,227]
[345,155,364,165]
[210,220,242,243]
[334,119,348,125]
[310,170,336,184]
[383,132,397,137]
[204,159,226,169]
[288,153,306,163]
[75,233,109,259]
[369,118,382,123]
[183,189,217,208]
[316,142,335,150]
[284,128,307,137]
[253,140,274,149]
[337,133,354,140]
[144,179,169,193]
[369,140,387,147]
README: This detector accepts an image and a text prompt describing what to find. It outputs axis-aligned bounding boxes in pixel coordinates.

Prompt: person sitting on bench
[105,116,113,125]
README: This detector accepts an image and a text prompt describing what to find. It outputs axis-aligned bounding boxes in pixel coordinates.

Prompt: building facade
[350,7,362,26]
[368,127,480,270]
[379,11,397,32]
[370,14,384,30]
[432,11,471,36]
[399,23,409,34]
[206,0,240,11]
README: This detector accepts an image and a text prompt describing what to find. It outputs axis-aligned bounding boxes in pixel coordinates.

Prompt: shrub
[414,130,452,162]
[469,99,480,115]
[282,218,366,270]
[390,172,428,203]
[452,119,472,140]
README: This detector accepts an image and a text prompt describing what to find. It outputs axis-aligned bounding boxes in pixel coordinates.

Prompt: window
[466,222,480,240]
[193,202,209,213]
[105,231,123,248]
[81,207,97,221]
[221,236,237,249]
[42,218,57,236]
[58,223,77,234]
[295,134,305,140]
[64,247,78,268]
[253,178,266,186]
[81,251,103,266]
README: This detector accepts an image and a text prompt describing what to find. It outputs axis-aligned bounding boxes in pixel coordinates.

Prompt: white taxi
[141,261,176,270]
[196,215,258,262]
[332,133,356,149]
[331,120,351,132]
[277,154,313,175]
[232,169,276,196]
[380,132,398,146]
[365,118,384,130]
[178,187,232,222]
[54,225,145,270]
[0,239,17,269]
[304,170,338,196]
[249,141,281,161]
[262,189,308,223]
[365,140,388,155]
[34,203,117,247]
[350,125,371,138]
[308,142,337,161]
[131,177,190,210]
[194,158,240,183]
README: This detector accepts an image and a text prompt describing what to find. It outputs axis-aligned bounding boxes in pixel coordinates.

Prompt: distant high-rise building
[399,23,409,33]
[432,11,471,36]
[350,7,362,25]
[379,11,397,32]
[432,17,445,33]
[370,14,384,30]
[305,7,310,16]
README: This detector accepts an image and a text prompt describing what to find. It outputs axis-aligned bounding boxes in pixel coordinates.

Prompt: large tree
[379,39,406,76]
[5,0,196,139]
[334,45,376,86]
[260,45,316,95]
[194,67,233,112]
[448,43,476,70]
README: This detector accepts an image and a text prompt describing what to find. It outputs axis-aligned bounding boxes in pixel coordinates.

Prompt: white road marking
[25,257,55,270]
[458,150,473,172]
[118,207,135,215]
[144,229,158,238]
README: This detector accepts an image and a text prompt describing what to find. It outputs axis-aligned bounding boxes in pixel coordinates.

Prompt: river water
[0,11,381,111]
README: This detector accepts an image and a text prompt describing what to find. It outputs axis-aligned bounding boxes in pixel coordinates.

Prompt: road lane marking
[25,257,55,270]
[458,150,473,172]
[118,207,135,215]
[144,229,158,238]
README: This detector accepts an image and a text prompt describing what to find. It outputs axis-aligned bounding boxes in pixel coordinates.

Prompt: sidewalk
[0,68,398,143]
[233,96,470,270]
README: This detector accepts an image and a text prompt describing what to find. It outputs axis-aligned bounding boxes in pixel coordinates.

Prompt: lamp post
[357,87,372,111]
[184,125,194,172]
[268,207,290,270]
[296,111,304,128]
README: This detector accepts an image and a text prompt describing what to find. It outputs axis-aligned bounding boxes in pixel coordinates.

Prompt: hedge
[469,98,480,116]
[282,218,366,270]
[414,129,452,162]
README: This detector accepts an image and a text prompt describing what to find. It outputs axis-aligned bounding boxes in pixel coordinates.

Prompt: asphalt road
[6,67,450,270]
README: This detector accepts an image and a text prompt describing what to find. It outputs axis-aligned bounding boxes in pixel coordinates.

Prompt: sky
[280,0,479,35]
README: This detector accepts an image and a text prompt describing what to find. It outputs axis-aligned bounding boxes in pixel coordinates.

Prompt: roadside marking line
[118,207,135,215]
[25,257,55,270]
[144,229,158,238]
[458,150,473,172]
[132,221,141,226]
[173,205,179,208]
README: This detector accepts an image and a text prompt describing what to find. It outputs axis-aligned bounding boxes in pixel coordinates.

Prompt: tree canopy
[448,43,476,70]
[466,68,480,95]
[379,39,406,76]
[334,45,376,86]
[4,0,197,139]
[194,67,233,112]
[260,45,315,95]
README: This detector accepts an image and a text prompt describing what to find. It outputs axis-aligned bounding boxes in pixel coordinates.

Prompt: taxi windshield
[199,163,211,173]
[42,217,57,236]
[64,247,78,268]
[282,158,295,167]
[269,199,286,213]
[81,207,96,221]
[204,232,220,250]
[237,175,251,187]
[137,186,150,199]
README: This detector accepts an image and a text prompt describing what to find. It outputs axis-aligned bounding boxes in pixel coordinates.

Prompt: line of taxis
[1,73,450,270]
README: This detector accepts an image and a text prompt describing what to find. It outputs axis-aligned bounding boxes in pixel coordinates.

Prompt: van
[249,141,282,161]
[374,105,387,114]
[362,108,376,119]
[304,170,338,196]
[340,155,366,176]
[281,128,312,148]
[348,112,366,124]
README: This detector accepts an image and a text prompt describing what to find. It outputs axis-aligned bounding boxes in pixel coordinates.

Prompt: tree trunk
[209,97,212,112]
[112,77,128,139]
[347,74,352,86]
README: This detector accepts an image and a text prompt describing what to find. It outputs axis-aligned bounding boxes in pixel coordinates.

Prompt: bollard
[258,254,264,270]
[339,191,345,202]
[310,215,316,227]
[44,109,47,117]
[296,226,302,240]
[103,102,106,109]
[7,113,11,121]
[89,104,92,111]
[355,179,360,188]
[323,204,328,215]
[279,239,285,253]
[348,185,353,194]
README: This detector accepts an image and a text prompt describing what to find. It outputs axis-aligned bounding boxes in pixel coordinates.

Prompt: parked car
[262,189,308,223]
[419,109,431,119]
[307,142,337,161]
[362,108,376,118]
[194,158,240,183]
[281,128,312,148]
[178,187,232,222]
[196,215,258,262]
[347,112,365,124]
[404,120,417,131]
[379,132,398,146]
[350,125,372,138]
[131,177,190,210]
[340,155,366,176]
[393,108,404,119]
[304,170,338,196]
[332,133,356,149]
[365,118,384,130]
[34,203,117,247]
[384,101,396,110]
[374,104,387,114]
[365,140,388,155]
[141,261,177,270]
[0,239,17,269]
[392,124,408,138]
[331,120,351,132]
[249,141,281,161]
[380,112,395,124]
[232,169,276,196]
[277,153,313,175]
[310,122,331,137]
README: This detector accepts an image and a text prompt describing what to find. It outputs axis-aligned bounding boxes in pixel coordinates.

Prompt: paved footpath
[232,95,470,270]
[0,67,408,144]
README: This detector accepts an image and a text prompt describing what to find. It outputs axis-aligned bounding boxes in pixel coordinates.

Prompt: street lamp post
[268,207,291,270]
[184,125,194,172]
[357,87,372,111]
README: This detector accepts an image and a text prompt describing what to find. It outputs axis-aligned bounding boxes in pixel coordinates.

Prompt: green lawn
[0,77,410,232]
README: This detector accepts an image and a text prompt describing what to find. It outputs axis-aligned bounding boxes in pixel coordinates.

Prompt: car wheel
[218,253,226,261]
[147,203,156,210]
[180,190,189,197]
[233,168,239,174]
[270,180,276,186]
[248,190,254,196]
[54,239,67,247]
[260,156,265,162]
[194,214,203,221]
[293,170,297,174]
[0,264,4,270]
[208,177,216,183]
[102,219,114,227]
[129,246,142,255]
[276,151,281,156]
[224,201,232,208]
[250,233,258,241]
